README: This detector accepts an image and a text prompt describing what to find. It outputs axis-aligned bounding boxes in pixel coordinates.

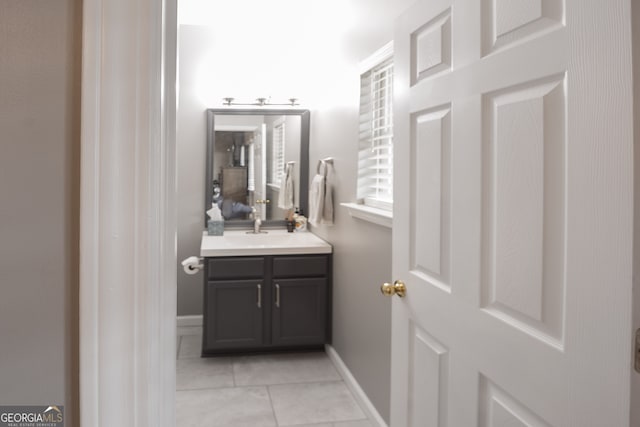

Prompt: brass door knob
[381,280,406,298]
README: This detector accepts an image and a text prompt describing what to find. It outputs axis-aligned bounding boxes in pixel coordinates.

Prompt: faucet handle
[246,217,266,234]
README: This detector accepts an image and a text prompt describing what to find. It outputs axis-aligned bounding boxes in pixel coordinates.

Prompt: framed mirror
[205,109,310,228]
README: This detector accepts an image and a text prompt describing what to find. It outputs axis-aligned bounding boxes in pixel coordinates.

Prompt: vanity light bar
[222,97,299,106]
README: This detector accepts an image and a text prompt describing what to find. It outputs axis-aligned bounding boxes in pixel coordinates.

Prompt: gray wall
[0,1,81,425]
[176,0,413,421]
[176,25,214,316]
[632,1,640,424]
[313,6,418,421]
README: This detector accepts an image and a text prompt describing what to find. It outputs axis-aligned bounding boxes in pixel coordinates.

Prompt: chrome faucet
[247,206,267,234]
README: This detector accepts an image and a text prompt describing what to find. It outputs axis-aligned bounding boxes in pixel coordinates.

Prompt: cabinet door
[204,280,263,351]
[272,278,326,347]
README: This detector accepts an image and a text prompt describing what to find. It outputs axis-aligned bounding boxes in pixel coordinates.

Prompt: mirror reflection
[206,109,310,226]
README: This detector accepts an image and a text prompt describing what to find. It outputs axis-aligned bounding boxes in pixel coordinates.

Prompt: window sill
[341,202,392,229]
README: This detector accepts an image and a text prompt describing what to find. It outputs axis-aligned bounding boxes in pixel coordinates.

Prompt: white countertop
[200,229,332,257]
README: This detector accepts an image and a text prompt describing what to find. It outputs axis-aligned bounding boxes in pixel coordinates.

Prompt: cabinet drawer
[273,255,328,278]
[207,257,264,279]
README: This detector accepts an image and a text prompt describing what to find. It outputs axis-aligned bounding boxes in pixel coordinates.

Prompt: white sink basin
[200,229,332,257]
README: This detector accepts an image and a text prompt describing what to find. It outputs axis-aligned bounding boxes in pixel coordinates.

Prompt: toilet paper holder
[181,256,204,274]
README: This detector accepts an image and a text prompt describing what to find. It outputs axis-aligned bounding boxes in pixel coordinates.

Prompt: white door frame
[79,0,639,425]
[79,0,177,425]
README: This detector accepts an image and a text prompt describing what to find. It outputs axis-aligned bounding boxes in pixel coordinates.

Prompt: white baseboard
[325,344,388,427]
[177,315,203,327]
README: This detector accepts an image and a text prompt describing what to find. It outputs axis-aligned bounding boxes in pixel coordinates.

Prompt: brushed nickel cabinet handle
[257,284,262,308]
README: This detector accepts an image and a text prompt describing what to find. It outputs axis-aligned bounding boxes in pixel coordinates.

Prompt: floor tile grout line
[266,380,369,427]
[265,384,280,427]
[175,343,372,427]
[176,384,261,393]
[267,379,346,388]
[175,384,236,393]
[234,377,343,388]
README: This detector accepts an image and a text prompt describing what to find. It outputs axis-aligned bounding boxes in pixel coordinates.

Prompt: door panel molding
[409,324,449,427]
[410,105,452,291]
[480,73,567,347]
[481,0,564,55]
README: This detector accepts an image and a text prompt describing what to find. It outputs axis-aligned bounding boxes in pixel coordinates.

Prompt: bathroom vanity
[200,230,332,355]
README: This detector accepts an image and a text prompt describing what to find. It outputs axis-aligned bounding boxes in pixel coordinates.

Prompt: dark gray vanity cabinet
[205,279,264,349]
[204,257,265,350]
[203,254,331,355]
[272,255,329,347]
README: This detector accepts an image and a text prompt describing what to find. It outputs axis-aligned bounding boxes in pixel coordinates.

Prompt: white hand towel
[309,173,325,226]
[278,163,295,209]
[309,161,334,226]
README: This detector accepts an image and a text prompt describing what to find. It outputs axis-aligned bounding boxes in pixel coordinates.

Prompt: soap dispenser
[295,208,307,231]
[206,204,224,236]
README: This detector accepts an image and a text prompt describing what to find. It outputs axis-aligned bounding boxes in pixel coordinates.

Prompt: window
[357,47,393,211]
[269,118,285,186]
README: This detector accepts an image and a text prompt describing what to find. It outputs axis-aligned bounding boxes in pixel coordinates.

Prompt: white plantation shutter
[247,142,255,191]
[358,57,393,210]
[270,119,285,185]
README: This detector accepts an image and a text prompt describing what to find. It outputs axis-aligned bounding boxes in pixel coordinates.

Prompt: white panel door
[252,124,267,220]
[390,0,633,426]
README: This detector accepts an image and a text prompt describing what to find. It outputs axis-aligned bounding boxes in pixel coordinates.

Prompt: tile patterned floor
[176,329,373,427]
